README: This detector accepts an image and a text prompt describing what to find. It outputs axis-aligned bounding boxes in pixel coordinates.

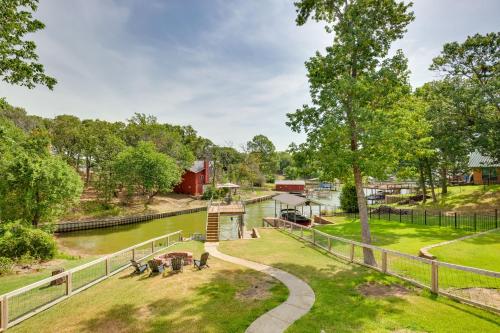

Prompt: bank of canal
[57,193,340,255]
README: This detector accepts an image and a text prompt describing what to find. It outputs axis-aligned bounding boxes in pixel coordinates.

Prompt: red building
[275,180,305,193]
[174,160,210,196]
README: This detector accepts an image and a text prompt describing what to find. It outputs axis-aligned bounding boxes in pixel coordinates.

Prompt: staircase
[206,212,220,242]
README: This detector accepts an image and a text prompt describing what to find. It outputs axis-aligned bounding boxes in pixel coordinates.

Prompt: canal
[57,193,341,255]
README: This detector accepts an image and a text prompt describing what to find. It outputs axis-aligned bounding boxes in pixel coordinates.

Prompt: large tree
[113,141,182,203]
[430,32,499,161]
[0,0,57,89]
[246,134,278,181]
[0,131,83,226]
[290,0,414,264]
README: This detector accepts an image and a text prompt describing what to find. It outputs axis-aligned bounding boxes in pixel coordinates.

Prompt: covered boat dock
[272,193,323,221]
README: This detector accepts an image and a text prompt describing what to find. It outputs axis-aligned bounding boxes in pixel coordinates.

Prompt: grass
[0,254,96,295]
[431,230,500,271]
[394,184,500,211]
[220,229,500,333]
[315,217,472,255]
[9,241,288,333]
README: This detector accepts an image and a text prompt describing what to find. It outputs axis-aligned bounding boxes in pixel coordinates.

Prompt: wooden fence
[264,218,500,313]
[0,230,183,331]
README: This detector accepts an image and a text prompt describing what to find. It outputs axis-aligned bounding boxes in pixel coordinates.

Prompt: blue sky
[1,0,499,150]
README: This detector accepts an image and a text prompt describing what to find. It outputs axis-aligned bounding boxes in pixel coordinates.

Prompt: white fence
[264,218,500,313]
[0,230,183,331]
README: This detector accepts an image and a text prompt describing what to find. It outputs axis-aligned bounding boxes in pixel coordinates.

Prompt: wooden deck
[208,203,245,215]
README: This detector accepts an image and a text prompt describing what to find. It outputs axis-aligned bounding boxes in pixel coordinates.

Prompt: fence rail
[0,230,183,331]
[320,207,499,232]
[264,218,500,313]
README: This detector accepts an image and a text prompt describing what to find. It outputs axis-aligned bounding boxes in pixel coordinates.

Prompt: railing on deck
[0,230,183,331]
[264,218,500,313]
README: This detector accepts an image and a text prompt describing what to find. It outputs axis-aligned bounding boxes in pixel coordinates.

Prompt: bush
[0,257,14,275]
[202,186,227,200]
[0,221,57,261]
[340,183,359,213]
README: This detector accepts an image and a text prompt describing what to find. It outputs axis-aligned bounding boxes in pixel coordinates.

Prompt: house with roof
[468,151,500,185]
[275,180,306,193]
[174,160,211,196]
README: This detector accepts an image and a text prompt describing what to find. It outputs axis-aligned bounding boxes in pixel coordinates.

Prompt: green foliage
[0,0,57,89]
[0,257,14,275]
[201,185,226,200]
[0,131,83,225]
[430,32,499,161]
[0,221,57,260]
[114,141,182,201]
[246,134,278,180]
[339,184,359,213]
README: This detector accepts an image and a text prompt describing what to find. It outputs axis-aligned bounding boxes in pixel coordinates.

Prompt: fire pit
[154,251,193,266]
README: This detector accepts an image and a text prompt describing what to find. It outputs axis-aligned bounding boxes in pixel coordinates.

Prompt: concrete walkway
[205,243,315,333]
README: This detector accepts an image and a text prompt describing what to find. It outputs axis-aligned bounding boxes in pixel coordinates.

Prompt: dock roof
[272,193,320,207]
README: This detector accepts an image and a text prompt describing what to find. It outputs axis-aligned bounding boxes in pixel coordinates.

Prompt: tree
[48,115,83,169]
[246,135,278,181]
[113,141,182,203]
[0,0,57,89]
[430,32,500,161]
[290,0,414,265]
[0,131,83,226]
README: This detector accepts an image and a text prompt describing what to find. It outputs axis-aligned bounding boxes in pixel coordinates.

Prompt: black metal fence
[329,206,499,232]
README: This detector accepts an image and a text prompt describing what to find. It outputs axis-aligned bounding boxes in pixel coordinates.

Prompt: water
[57,192,341,255]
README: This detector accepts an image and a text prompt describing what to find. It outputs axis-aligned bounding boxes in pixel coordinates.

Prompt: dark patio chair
[148,259,165,274]
[130,259,148,274]
[171,256,184,273]
[194,252,210,270]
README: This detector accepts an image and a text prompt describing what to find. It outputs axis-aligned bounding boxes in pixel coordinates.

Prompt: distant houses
[468,151,499,185]
[174,160,211,196]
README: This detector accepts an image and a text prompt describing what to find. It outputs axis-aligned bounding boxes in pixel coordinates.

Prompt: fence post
[328,237,332,252]
[167,236,170,247]
[399,209,402,222]
[106,257,110,276]
[1,295,8,330]
[132,248,136,261]
[66,271,73,296]
[388,209,391,221]
[474,213,477,232]
[300,226,303,238]
[424,210,427,225]
[438,211,441,227]
[381,251,387,273]
[312,229,316,245]
[151,240,155,254]
[411,210,413,224]
[431,261,439,294]
[496,209,498,229]
[349,244,355,262]
[378,207,381,220]
[454,212,457,229]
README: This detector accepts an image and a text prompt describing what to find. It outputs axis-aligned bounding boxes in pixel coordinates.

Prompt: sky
[1,0,499,150]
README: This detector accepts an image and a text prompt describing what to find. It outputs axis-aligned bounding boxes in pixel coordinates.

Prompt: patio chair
[130,259,148,274]
[194,252,210,270]
[148,259,165,274]
[171,256,184,273]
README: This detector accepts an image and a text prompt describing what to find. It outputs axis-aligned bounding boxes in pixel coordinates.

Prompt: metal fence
[264,218,500,313]
[0,230,183,331]
[322,207,499,232]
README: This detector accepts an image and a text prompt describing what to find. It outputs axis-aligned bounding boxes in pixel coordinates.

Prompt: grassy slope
[396,184,500,211]
[220,229,500,333]
[431,230,500,271]
[10,241,287,333]
[315,217,472,255]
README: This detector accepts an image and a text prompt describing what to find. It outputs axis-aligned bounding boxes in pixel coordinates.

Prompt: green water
[57,194,339,255]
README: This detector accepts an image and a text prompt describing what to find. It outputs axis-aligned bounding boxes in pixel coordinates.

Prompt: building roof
[275,180,305,186]
[188,160,213,173]
[468,151,500,168]
[272,193,320,206]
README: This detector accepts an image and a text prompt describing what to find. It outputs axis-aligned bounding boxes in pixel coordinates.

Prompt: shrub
[340,183,359,213]
[201,186,228,200]
[0,257,14,275]
[0,221,57,261]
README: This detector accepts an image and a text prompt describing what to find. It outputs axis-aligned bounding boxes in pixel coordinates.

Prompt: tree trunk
[85,157,91,185]
[426,159,437,202]
[32,190,41,227]
[440,166,448,195]
[353,164,376,265]
[419,161,427,203]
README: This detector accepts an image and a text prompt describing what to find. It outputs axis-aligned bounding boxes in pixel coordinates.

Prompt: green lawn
[431,230,500,271]
[9,241,287,333]
[220,229,500,333]
[315,217,472,255]
[395,184,500,211]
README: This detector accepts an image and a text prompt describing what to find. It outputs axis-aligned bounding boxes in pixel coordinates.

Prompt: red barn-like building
[174,160,210,196]
[275,180,305,193]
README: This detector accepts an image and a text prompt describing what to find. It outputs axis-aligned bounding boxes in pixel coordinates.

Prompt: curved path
[205,243,315,333]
